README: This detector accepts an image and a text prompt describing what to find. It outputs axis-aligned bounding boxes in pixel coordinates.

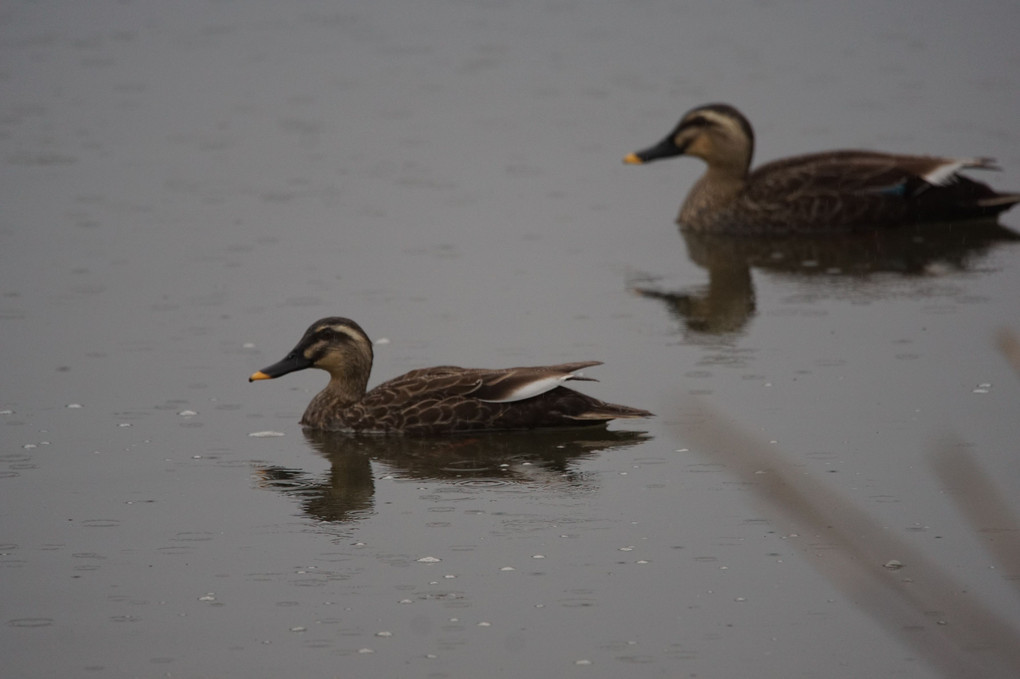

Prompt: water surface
[3,1,1020,677]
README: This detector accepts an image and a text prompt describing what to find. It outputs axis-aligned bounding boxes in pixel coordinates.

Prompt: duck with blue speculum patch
[624,103,1020,234]
[249,317,652,435]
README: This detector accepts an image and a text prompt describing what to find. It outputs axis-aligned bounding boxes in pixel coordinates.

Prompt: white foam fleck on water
[248,431,285,438]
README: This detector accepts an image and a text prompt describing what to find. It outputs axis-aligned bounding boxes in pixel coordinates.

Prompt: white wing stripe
[477,374,574,403]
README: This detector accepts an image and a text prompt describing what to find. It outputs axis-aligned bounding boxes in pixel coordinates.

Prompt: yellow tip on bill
[623,153,643,165]
[249,371,272,382]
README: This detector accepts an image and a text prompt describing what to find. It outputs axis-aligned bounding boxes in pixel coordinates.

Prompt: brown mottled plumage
[624,103,1020,234]
[249,317,652,435]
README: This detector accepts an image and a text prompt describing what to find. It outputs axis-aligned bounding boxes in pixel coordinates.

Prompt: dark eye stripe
[317,327,345,340]
[306,338,333,360]
[678,115,713,134]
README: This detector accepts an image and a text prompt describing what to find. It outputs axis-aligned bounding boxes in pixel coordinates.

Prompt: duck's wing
[469,362,601,403]
[744,151,1017,228]
[367,361,602,404]
[751,151,1002,198]
[345,362,648,434]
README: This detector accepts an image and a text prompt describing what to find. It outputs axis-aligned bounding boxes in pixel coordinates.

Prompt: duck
[624,103,1020,234]
[249,317,652,435]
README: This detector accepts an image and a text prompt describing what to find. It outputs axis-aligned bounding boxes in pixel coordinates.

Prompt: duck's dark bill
[249,353,312,382]
[625,137,683,164]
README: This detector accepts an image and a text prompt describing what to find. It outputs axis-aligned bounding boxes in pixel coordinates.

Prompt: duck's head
[624,103,754,175]
[249,317,374,391]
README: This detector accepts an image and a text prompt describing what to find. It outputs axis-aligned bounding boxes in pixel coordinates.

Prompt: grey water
[3,1,1020,677]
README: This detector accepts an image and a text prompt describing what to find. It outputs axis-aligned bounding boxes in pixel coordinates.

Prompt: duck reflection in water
[631,221,1019,339]
[252,428,650,524]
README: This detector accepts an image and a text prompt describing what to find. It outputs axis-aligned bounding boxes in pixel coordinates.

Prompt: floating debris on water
[66,403,83,409]
[8,618,54,628]
[178,410,198,417]
[417,556,441,563]
[972,383,992,394]
[883,560,904,570]
[248,431,285,438]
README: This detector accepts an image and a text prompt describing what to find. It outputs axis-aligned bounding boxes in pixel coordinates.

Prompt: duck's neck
[301,372,368,425]
[703,159,749,192]
[321,371,369,407]
[680,166,748,225]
